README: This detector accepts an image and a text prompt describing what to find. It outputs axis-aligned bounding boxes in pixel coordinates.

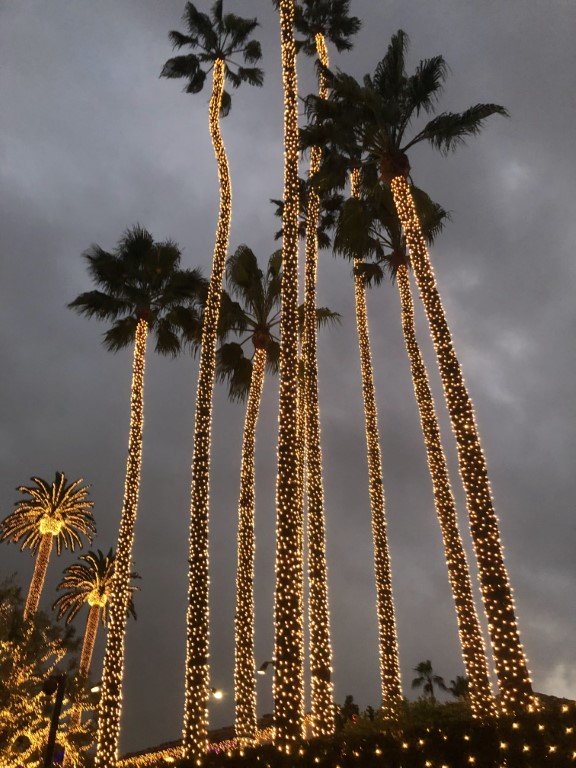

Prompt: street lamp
[210,687,224,700]
[257,660,274,676]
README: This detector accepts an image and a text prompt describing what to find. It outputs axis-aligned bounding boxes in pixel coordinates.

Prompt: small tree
[411,660,447,703]
[0,576,97,766]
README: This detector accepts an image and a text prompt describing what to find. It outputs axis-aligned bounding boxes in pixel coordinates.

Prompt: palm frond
[215,342,252,402]
[405,103,509,154]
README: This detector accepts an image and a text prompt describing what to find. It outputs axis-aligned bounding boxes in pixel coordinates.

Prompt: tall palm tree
[0,473,95,620]
[294,0,360,737]
[161,4,263,758]
[271,0,306,750]
[348,169,403,721]
[449,675,470,701]
[304,32,535,713]
[217,246,339,743]
[69,225,205,766]
[53,549,138,681]
[334,179,496,720]
[411,660,447,703]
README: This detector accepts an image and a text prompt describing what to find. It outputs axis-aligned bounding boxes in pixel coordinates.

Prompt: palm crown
[54,549,138,625]
[1,473,95,555]
[216,246,282,402]
[334,169,450,281]
[271,178,344,251]
[302,29,508,187]
[411,659,447,699]
[216,245,339,401]
[160,0,263,116]
[295,0,361,55]
[69,225,205,356]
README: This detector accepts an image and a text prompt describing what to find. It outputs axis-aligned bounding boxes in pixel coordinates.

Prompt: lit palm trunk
[234,346,267,743]
[96,317,147,767]
[274,0,305,750]
[396,264,495,720]
[23,533,53,620]
[79,603,101,678]
[302,31,334,738]
[183,57,231,761]
[390,173,535,712]
[351,170,402,719]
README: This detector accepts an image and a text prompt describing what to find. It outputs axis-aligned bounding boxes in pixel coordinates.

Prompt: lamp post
[42,673,67,768]
[257,660,274,676]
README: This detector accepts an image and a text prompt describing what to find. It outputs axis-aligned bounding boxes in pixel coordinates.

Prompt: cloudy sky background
[1,0,575,755]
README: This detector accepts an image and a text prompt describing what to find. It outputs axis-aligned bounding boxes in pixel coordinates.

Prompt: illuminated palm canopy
[53,549,138,625]
[69,225,205,356]
[1,473,95,555]
[160,0,263,116]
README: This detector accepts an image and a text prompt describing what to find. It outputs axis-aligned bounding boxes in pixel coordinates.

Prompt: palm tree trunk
[274,0,305,750]
[95,318,148,768]
[302,32,335,738]
[24,532,53,619]
[80,603,101,678]
[68,604,102,740]
[396,264,495,720]
[234,347,267,744]
[390,173,535,712]
[351,170,402,719]
[182,57,232,762]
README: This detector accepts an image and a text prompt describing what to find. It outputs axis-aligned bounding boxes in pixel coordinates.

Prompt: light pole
[42,673,67,768]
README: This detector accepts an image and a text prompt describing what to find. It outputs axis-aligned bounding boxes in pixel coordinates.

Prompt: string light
[273,0,305,750]
[234,347,267,743]
[396,264,495,720]
[302,30,334,739]
[390,172,536,713]
[182,57,232,762]
[351,170,402,719]
[95,317,148,767]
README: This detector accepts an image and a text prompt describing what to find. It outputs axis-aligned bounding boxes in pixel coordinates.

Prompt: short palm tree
[54,549,138,680]
[304,32,534,713]
[69,224,205,766]
[0,473,95,620]
[294,0,360,737]
[449,675,470,701]
[334,177,495,720]
[161,4,263,758]
[412,660,447,703]
[217,246,338,743]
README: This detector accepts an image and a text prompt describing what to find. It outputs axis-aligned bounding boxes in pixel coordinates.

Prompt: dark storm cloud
[1,0,575,754]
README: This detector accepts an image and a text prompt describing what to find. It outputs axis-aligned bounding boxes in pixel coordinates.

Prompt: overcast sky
[1,0,575,756]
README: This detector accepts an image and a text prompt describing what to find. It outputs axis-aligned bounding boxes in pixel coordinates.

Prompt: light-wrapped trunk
[390,173,535,712]
[273,0,305,750]
[24,532,53,619]
[234,347,267,743]
[183,57,232,761]
[95,317,148,767]
[302,31,335,738]
[79,603,101,678]
[396,264,495,720]
[351,170,402,719]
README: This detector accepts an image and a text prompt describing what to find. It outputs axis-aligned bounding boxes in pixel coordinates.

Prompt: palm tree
[304,32,535,713]
[53,549,138,680]
[69,225,205,766]
[161,4,263,758]
[272,0,306,750]
[53,549,138,739]
[412,660,447,703]
[449,675,470,701]
[346,170,403,721]
[217,246,339,743]
[294,0,360,737]
[333,179,496,720]
[0,473,95,620]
